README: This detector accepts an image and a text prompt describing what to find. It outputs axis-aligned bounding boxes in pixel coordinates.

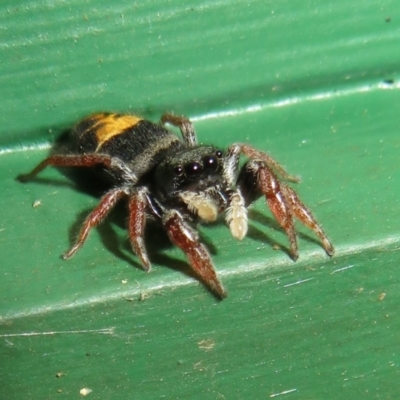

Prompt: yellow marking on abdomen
[92,114,142,150]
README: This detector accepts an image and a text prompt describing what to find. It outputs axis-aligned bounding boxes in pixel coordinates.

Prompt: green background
[1,0,400,398]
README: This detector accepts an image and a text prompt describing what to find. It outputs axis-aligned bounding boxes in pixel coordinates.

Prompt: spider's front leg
[128,188,152,272]
[231,144,334,260]
[162,209,227,298]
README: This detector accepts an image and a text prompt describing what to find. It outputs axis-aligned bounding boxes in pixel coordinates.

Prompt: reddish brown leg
[257,164,299,260]
[62,187,128,259]
[128,189,151,272]
[160,113,197,147]
[233,143,334,258]
[17,154,114,182]
[163,210,227,298]
[281,185,335,256]
[243,157,334,258]
[239,143,300,183]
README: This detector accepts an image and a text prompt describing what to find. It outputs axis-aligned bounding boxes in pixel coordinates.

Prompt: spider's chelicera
[19,112,334,297]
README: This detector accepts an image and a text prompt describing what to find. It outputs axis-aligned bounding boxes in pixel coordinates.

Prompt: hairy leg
[163,209,227,298]
[17,154,115,182]
[233,142,334,258]
[63,187,128,259]
[128,188,151,271]
[160,113,197,147]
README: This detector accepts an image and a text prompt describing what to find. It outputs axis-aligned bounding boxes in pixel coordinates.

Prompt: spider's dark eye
[215,150,223,158]
[203,155,218,170]
[174,165,184,176]
[184,162,202,176]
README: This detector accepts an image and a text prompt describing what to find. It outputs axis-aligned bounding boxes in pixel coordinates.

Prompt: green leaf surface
[1,0,400,399]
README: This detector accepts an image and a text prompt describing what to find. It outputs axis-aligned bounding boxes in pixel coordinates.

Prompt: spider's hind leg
[17,154,116,182]
[160,113,197,147]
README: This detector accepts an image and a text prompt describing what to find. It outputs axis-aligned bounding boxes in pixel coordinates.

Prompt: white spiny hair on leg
[226,190,248,240]
[223,144,241,186]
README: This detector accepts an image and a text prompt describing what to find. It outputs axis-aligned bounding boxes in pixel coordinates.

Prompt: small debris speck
[32,200,42,208]
[198,339,215,351]
[378,292,386,301]
[80,388,92,396]
[139,292,150,301]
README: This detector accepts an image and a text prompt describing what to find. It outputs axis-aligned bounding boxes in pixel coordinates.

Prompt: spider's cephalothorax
[18,112,334,298]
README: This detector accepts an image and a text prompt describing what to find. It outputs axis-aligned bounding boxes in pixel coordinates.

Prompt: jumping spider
[19,112,334,297]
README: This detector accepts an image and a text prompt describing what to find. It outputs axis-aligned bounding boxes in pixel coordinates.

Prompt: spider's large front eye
[174,165,184,176]
[184,162,202,176]
[203,155,218,171]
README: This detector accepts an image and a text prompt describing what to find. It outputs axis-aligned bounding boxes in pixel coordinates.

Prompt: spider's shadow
[247,209,323,257]
[66,203,219,295]
[64,202,322,286]
[53,128,112,197]
[34,180,323,292]
[17,128,111,196]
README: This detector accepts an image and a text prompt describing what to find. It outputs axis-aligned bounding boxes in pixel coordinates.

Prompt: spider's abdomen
[72,112,184,180]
